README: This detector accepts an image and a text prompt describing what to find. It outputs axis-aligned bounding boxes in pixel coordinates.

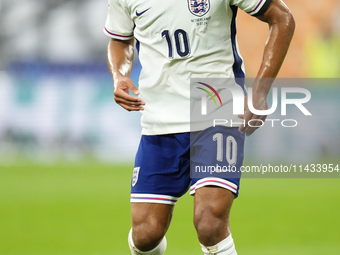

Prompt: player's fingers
[238,95,250,133]
[246,124,261,136]
[114,90,140,102]
[114,91,145,105]
[242,115,261,136]
[238,111,253,134]
[245,115,267,136]
[116,77,141,97]
[114,95,145,106]
[118,102,144,111]
[245,123,259,136]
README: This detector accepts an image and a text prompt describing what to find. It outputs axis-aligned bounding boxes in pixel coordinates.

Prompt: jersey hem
[141,123,242,135]
[141,124,190,135]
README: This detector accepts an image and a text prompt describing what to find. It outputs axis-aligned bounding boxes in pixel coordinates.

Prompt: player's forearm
[256,16,295,80]
[107,38,135,83]
[254,0,295,94]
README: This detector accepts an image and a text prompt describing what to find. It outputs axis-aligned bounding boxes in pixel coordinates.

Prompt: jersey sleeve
[230,0,272,16]
[103,0,134,40]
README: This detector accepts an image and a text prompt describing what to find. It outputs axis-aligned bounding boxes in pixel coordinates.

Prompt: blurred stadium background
[0,0,339,254]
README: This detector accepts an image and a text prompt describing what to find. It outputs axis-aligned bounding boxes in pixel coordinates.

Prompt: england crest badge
[188,0,210,17]
[132,167,140,187]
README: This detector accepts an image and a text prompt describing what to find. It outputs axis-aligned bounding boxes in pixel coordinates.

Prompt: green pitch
[0,160,339,255]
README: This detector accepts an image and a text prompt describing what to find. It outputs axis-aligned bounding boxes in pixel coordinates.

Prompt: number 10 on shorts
[213,133,237,165]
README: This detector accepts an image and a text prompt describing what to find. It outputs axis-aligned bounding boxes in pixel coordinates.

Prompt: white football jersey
[104,0,271,135]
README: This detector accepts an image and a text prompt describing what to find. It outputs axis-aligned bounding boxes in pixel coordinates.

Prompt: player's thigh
[193,186,235,245]
[130,133,190,238]
[191,127,243,227]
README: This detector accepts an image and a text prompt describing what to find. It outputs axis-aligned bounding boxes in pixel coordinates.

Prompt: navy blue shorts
[130,126,245,205]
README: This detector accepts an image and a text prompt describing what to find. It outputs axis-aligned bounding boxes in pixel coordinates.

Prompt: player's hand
[238,90,268,136]
[114,76,145,111]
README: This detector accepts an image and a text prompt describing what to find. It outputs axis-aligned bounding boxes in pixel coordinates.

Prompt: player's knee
[194,213,223,240]
[132,221,166,251]
[194,203,228,244]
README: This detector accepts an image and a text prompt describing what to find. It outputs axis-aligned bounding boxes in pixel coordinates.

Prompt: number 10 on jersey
[213,133,238,166]
[161,29,190,58]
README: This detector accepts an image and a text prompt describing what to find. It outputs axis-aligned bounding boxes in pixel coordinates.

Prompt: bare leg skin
[193,186,235,246]
[131,203,174,251]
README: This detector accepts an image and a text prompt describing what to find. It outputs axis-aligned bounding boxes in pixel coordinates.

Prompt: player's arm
[107,38,145,111]
[238,0,295,136]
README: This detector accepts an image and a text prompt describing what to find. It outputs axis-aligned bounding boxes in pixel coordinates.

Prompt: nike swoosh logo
[136,8,151,17]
